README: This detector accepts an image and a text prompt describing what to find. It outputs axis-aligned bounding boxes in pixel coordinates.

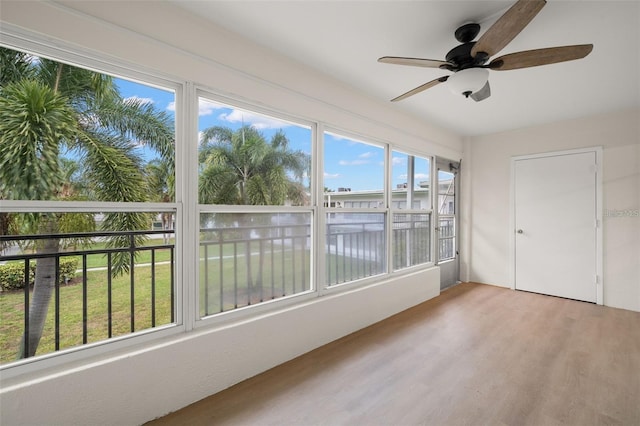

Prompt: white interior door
[513,150,599,302]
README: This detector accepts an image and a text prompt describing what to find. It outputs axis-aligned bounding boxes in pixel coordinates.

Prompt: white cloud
[199,99,224,116]
[218,109,290,129]
[392,156,406,165]
[396,173,430,181]
[338,159,369,166]
[359,151,376,159]
[124,95,154,105]
[324,172,341,179]
[167,99,227,115]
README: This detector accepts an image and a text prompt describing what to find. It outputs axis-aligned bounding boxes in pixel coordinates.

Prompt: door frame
[435,157,460,289]
[509,147,603,305]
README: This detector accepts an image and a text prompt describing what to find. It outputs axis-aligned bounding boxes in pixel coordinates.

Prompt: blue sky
[116,78,433,192]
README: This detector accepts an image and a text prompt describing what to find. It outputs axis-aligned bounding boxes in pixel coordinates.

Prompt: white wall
[0,269,440,426]
[462,108,640,312]
[0,1,451,425]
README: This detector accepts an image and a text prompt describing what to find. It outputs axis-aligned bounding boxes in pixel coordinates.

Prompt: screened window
[437,170,456,261]
[199,212,311,316]
[197,98,311,207]
[0,41,442,369]
[323,132,386,285]
[391,151,431,210]
[391,151,432,271]
[197,95,313,318]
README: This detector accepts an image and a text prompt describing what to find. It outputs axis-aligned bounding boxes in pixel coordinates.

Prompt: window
[199,212,311,315]
[323,131,386,285]
[0,39,441,370]
[197,95,313,317]
[391,151,432,270]
[437,170,456,261]
[0,46,178,364]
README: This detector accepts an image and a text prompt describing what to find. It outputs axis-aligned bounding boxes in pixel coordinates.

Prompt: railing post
[151,249,156,328]
[218,231,224,313]
[55,256,60,351]
[129,233,135,333]
[1,228,176,362]
[203,244,209,316]
[170,247,175,323]
[270,238,275,299]
[82,255,88,344]
[108,253,113,338]
[23,259,30,358]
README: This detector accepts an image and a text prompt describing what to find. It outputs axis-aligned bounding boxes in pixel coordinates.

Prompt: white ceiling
[172,1,640,136]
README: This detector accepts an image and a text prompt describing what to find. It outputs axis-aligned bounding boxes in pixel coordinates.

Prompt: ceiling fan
[378,0,593,102]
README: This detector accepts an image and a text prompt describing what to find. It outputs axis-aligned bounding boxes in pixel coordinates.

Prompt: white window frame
[0,26,443,377]
[322,128,390,291]
[390,149,436,272]
[194,90,319,327]
[0,36,187,378]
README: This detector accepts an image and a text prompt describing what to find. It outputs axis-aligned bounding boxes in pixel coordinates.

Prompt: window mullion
[182,81,199,332]
[385,144,393,275]
[316,123,327,295]
[431,155,437,265]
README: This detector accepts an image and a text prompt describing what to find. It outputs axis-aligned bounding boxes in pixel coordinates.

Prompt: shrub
[0,258,78,292]
[0,262,33,291]
[58,258,78,283]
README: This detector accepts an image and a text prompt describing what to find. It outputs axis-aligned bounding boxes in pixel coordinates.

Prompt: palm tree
[198,125,309,302]
[198,125,308,206]
[146,158,175,243]
[0,47,174,358]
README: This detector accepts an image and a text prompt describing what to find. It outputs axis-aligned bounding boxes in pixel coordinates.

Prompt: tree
[198,125,309,302]
[198,126,308,206]
[0,47,174,358]
[146,158,175,243]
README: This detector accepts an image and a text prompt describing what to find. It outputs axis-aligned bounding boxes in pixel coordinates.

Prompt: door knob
[517,229,523,234]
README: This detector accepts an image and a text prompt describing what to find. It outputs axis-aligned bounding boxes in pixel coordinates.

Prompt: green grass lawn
[4,238,176,270]
[199,243,313,316]
[1,240,377,365]
[198,244,378,316]
[61,238,246,270]
[0,263,173,364]
[68,238,175,270]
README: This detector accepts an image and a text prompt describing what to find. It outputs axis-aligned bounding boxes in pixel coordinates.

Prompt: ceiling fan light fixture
[380,0,592,103]
[447,67,489,98]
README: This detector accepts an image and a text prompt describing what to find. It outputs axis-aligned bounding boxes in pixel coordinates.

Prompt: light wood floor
[148,283,640,426]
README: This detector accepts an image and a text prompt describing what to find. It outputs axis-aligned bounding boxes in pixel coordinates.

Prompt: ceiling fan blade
[378,56,453,69]
[391,76,449,102]
[488,44,593,70]
[471,0,546,59]
[470,81,491,102]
